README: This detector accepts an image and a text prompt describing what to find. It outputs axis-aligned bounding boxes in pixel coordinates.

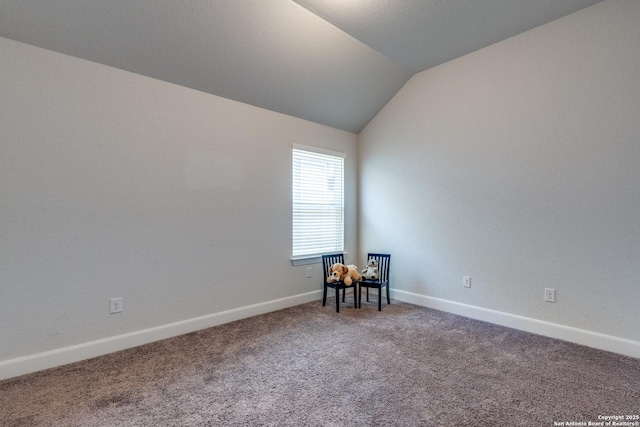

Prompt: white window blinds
[292,146,344,258]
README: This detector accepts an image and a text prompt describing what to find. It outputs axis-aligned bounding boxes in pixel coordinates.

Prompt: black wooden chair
[322,253,357,313]
[358,253,391,311]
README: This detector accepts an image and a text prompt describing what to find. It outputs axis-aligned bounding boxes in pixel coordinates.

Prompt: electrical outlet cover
[544,288,556,303]
[463,276,471,288]
[110,297,123,313]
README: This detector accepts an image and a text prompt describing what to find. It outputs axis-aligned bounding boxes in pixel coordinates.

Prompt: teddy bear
[327,263,362,286]
[361,259,379,280]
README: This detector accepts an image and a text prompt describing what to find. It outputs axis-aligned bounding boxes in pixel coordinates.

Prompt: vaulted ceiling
[0,0,603,133]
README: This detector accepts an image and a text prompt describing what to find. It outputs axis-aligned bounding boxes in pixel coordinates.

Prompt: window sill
[291,251,348,266]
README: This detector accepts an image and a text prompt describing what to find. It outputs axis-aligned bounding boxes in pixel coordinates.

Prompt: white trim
[292,143,345,158]
[290,251,348,266]
[0,290,322,381]
[391,289,640,359]
[291,257,321,266]
[6,289,635,382]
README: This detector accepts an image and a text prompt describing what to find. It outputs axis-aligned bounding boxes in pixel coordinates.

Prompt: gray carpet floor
[1,298,638,426]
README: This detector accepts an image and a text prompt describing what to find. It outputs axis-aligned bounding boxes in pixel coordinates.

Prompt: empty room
[1,1,639,426]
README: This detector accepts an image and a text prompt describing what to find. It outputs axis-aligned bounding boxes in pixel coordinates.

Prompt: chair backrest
[322,253,345,283]
[366,253,390,283]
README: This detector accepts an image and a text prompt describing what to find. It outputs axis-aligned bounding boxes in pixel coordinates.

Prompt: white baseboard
[391,289,640,359]
[0,290,322,381]
[4,289,636,382]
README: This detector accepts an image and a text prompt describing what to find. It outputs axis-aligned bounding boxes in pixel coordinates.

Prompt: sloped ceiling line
[0,0,604,133]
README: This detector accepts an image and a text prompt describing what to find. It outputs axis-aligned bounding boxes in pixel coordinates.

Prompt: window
[292,145,344,259]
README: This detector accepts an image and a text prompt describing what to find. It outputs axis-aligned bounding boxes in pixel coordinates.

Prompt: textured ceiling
[0,0,604,133]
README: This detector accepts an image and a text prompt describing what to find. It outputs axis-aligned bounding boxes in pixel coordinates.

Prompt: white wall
[0,37,357,372]
[359,0,640,345]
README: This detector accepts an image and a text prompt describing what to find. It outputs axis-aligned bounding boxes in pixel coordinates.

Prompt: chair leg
[357,285,361,309]
[336,288,340,313]
[386,284,390,305]
[353,286,357,309]
[366,287,370,302]
[378,286,382,311]
[322,284,327,306]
